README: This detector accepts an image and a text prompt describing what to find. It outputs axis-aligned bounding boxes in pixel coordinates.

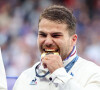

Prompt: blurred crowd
[0,0,100,77]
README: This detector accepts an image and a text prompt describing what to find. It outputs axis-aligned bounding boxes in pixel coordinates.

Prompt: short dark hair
[39,5,76,36]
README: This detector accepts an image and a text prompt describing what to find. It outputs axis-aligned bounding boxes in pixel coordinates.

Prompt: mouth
[43,48,59,52]
[41,48,59,58]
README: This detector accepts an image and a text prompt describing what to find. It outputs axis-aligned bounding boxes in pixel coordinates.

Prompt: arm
[50,67,100,90]
[0,48,7,90]
[42,54,100,90]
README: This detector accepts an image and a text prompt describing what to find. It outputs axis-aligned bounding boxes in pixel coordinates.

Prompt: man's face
[38,18,77,60]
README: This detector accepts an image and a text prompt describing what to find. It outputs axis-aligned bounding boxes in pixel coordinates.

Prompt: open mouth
[41,48,59,58]
[43,48,59,52]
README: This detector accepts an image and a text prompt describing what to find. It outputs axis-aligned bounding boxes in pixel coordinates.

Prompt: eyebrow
[38,31,45,33]
[52,32,63,35]
[38,31,63,35]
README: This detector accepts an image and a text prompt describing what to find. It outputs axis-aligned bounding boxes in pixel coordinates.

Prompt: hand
[41,54,64,73]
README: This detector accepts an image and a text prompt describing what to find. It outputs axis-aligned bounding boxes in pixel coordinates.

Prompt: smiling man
[13,5,100,90]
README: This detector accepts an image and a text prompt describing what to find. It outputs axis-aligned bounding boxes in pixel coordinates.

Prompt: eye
[52,34,62,38]
[39,33,47,37]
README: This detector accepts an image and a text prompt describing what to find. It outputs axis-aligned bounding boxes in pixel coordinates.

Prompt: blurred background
[0,0,100,77]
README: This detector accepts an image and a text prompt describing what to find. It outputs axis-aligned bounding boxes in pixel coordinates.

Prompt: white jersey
[13,52,100,90]
[0,48,7,90]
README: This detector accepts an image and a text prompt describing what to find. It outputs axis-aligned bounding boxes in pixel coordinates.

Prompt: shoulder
[72,56,100,86]
[13,62,40,89]
[16,62,40,81]
[20,62,40,77]
[77,57,100,73]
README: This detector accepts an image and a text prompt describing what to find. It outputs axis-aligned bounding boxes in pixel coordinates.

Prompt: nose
[44,36,53,47]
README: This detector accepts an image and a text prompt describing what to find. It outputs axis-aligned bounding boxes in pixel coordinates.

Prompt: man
[13,5,100,90]
[0,48,7,90]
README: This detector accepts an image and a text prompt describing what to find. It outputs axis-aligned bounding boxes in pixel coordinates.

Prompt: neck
[64,46,76,61]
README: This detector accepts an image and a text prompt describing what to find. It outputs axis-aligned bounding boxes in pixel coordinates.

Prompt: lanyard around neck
[35,55,79,78]
[65,55,79,72]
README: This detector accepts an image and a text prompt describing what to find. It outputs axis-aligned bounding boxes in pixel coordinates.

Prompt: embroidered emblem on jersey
[70,72,74,76]
[30,78,37,85]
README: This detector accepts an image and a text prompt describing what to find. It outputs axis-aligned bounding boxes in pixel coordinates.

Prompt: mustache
[43,44,54,48]
[42,46,58,50]
[42,43,58,48]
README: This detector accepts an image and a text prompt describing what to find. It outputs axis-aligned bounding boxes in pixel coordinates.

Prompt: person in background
[13,5,100,90]
[0,48,7,90]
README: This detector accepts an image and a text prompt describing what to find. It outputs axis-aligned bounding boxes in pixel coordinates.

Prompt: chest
[23,77,59,90]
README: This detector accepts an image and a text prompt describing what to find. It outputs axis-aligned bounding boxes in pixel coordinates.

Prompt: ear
[71,34,77,46]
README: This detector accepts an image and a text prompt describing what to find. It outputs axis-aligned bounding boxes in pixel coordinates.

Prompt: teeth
[41,48,59,58]
[45,49,55,52]
[41,52,59,58]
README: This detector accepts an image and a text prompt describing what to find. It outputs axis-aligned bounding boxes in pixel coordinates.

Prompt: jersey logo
[30,78,37,85]
[70,72,74,76]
